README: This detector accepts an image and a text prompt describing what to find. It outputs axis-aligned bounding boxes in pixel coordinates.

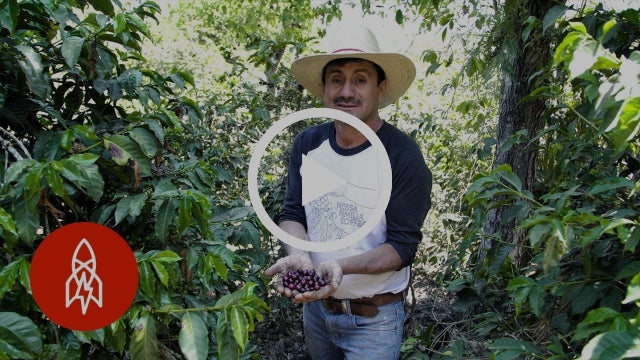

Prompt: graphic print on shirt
[304,140,380,244]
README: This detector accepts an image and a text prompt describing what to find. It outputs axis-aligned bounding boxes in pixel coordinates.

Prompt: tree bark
[480,0,560,268]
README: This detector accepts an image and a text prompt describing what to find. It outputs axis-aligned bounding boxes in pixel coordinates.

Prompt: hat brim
[291,52,416,109]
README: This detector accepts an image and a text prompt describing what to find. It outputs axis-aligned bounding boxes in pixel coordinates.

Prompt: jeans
[303,299,405,360]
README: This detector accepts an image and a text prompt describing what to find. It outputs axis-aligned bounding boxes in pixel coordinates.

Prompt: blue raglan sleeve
[385,136,432,268]
[277,132,307,229]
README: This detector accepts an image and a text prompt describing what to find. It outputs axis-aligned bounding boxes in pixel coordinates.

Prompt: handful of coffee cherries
[282,268,327,293]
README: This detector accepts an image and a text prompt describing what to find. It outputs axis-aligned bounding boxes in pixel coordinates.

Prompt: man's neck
[334,116,383,149]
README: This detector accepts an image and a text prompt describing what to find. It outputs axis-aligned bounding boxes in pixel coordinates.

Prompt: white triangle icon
[301,154,348,206]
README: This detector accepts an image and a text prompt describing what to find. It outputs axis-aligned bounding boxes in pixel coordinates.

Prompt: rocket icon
[65,238,103,315]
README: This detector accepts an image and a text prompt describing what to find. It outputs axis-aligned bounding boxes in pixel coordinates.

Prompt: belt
[322,292,404,318]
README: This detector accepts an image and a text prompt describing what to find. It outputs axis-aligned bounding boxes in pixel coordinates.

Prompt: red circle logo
[30,222,138,331]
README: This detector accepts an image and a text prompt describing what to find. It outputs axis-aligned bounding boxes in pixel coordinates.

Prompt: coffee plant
[454,6,640,360]
[0,0,269,359]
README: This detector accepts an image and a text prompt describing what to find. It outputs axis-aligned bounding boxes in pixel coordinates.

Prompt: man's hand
[293,260,342,303]
[264,253,313,298]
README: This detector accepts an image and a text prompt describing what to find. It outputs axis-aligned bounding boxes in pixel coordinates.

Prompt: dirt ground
[252,274,480,359]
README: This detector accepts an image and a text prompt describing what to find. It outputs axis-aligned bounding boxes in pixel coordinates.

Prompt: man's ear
[378,79,388,101]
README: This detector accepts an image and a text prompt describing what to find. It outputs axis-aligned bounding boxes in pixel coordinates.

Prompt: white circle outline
[248,108,392,252]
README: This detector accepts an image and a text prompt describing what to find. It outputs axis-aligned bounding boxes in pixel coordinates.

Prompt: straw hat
[291,25,416,108]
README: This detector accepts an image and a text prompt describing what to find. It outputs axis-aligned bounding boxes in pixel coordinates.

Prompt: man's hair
[321,58,386,86]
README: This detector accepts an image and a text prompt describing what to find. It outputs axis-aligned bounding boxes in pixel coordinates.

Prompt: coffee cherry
[281,268,327,292]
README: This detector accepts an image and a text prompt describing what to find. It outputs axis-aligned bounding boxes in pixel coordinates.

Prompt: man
[264,25,431,360]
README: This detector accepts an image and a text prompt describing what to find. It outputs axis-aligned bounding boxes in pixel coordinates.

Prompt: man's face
[322,60,387,124]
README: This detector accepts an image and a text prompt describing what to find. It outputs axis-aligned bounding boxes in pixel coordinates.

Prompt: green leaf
[623,272,640,304]
[87,0,115,16]
[600,20,617,42]
[149,250,182,263]
[572,284,600,315]
[543,5,567,32]
[106,320,127,355]
[529,222,550,247]
[4,159,37,184]
[138,262,156,301]
[608,97,640,154]
[150,261,169,287]
[0,312,42,359]
[115,193,148,225]
[104,135,151,175]
[60,129,75,151]
[229,307,248,353]
[216,310,239,360]
[395,9,403,25]
[499,171,522,192]
[17,259,30,294]
[113,13,126,34]
[0,259,21,302]
[588,177,635,195]
[528,286,544,318]
[522,16,537,43]
[13,173,41,246]
[0,207,18,244]
[237,221,260,247]
[59,154,103,202]
[205,253,228,281]
[624,226,640,252]
[143,118,164,143]
[578,331,640,360]
[130,127,159,158]
[177,197,193,236]
[215,288,245,308]
[574,307,621,341]
[178,312,209,360]
[15,45,52,99]
[61,36,84,68]
[506,276,534,291]
[570,22,587,33]
[155,198,178,242]
[73,328,105,345]
[130,315,158,360]
[126,13,152,40]
[0,0,19,34]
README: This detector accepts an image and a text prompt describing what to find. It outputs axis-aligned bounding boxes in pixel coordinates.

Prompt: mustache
[333,97,361,106]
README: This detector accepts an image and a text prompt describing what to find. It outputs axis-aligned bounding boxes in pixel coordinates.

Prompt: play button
[301,154,348,206]
[248,108,391,252]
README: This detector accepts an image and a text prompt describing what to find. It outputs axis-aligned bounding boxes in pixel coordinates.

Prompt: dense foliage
[0,0,639,359]
[0,1,269,359]
[444,4,640,360]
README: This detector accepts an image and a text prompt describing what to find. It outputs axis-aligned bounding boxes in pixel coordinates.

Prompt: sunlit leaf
[178,312,208,360]
[216,310,239,360]
[61,36,84,68]
[608,97,640,153]
[577,331,640,360]
[130,315,158,360]
[229,307,248,353]
[149,250,182,263]
[0,207,18,244]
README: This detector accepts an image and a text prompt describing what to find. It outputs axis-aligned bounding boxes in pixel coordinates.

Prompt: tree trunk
[480,0,560,269]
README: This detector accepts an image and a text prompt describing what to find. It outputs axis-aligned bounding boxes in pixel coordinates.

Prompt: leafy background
[0,0,639,359]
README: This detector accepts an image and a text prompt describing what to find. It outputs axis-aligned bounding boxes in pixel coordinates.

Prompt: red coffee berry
[281,268,327,293]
